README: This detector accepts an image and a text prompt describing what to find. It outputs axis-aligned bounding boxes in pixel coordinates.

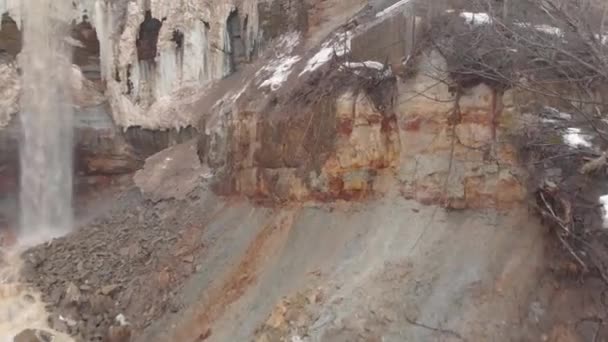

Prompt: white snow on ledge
[343,61,385,70]
[563,127,592,148]
[460,12,492,26]
[375,0,413,18]
[259,55,301,91]
[515,22,563,37]
[340,61,393,78]
[534,24,563,36]
[300,31,352,76]
[258,32,302,91]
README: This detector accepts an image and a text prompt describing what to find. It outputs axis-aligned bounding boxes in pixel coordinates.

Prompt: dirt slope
[149,191,548,342]
[19,173,554,342]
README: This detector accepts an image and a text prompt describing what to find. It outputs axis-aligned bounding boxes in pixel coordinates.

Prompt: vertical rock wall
[395,50,525,209]
[0,0,279,130]
[91,0,263,129]
[196,46,527,209]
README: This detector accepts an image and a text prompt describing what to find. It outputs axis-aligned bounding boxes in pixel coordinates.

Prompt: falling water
[18,0,74,244]
[0,1,75,340]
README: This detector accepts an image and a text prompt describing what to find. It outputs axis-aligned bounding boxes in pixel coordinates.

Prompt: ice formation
[0,0,261,130]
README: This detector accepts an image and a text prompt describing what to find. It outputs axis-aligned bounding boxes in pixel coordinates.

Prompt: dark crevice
[171,29,185,70]
[126,64,133,95]
[171,30,184,50]
[136,10,162,61]
[71,19,101,82]
[0,13,21,57]
[227,9,247,72]
[124,126,198,157]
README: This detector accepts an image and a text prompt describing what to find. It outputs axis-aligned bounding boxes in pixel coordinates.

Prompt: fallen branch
[405,316,465,340]
[536,184,589,272]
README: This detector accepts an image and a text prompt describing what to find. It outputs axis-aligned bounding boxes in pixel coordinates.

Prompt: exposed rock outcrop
[194,45,525,209]
[199,75,400,202]
[0,0,316,182]
[85,0,305,130]
[395,50,525,209]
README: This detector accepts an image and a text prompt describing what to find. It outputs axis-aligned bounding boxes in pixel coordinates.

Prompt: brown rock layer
[197,51,526,209]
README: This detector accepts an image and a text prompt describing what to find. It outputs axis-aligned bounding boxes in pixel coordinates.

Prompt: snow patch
[300,31,352,76]
[535,24,562,36]
[515,23,563,37]
[257,32,301,91]
[375,0,413,18]
[595,34,608,45]
[115,313,129,326]
[231,81,250,103]
[259,55,301,91]
[343,61,385,70]
[340,61,392,78]
[460,12,492,26]
[563,127,592,148]
[276,31,301,54]
[600,195,608,229]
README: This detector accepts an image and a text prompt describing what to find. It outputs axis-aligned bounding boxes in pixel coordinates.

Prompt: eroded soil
[12,179,604,342]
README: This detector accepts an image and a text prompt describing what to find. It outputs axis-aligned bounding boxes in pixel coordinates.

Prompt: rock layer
[196,48,525,209]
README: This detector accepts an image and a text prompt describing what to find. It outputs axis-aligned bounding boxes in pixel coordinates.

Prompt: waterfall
[18,0,74,244]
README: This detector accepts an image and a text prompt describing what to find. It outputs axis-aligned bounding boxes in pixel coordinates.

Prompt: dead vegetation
[404,0,608,286]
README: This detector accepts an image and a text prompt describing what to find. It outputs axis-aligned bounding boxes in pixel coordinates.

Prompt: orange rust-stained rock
[201,81,399,204]
[393,65,527,210]
[171,211,296,342]
[546,325,581,342]
[463,171,525,209]
[197,51,526,210]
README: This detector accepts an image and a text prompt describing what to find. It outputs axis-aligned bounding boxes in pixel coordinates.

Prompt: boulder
[13,329,53,342]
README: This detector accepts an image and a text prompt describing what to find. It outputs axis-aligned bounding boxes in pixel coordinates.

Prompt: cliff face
[0,0,311,130]
[194,54,525,210]
[0,0,528,208]
[0,0,315,180]
[93,0,260,129]
[7,2,607,342]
